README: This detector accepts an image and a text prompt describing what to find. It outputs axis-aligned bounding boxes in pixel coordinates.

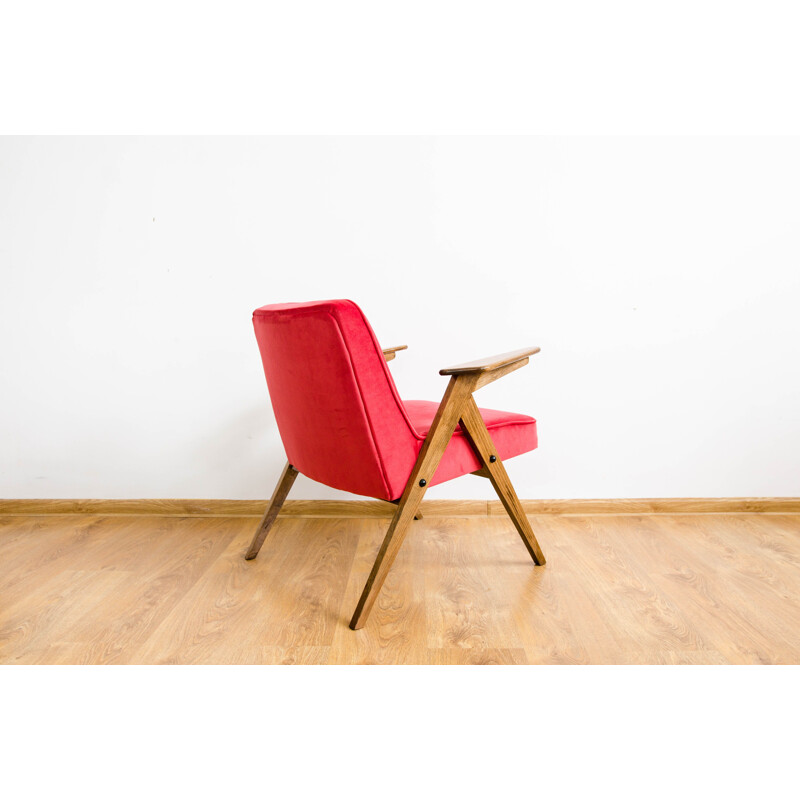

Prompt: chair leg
[389,498,423,521]
[350,375,477,630]
[244,462,298,560]
[459,397,546,565]
[349,490,423,630]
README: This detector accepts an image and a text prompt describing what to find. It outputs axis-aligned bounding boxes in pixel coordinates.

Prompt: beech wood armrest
[382,345,408,362]
[440,347,540,375]
[439,346,540,390]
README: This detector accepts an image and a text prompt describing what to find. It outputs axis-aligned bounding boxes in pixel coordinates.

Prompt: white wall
[1,136,799,500]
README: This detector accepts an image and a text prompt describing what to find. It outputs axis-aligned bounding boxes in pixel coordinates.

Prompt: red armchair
[246,299,545,629]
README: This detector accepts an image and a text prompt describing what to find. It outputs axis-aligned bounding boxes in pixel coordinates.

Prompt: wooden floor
[1,511,799,664]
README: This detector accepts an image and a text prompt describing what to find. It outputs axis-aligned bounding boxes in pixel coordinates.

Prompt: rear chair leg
[245,462,298,560]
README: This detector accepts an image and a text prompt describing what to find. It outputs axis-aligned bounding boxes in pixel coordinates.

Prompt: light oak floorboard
[429,648,529,665]
[1,512,798,664]
[609,514,800,664]
[425,517,530,651]
[329,519,428,664]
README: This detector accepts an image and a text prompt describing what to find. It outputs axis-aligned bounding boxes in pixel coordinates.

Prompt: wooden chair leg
[459,397,546,565]
[349,490,422,630]
[244,462,298,560]
[350,375,477,629]
[389,498,423,521]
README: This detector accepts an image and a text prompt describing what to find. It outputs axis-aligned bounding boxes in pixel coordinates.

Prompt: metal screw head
[419,479,427,487]
[489,455,497,463]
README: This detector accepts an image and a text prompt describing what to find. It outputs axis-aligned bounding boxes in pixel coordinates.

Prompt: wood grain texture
[2,512,799,664]
[3,497,798,517]
[474,358,530,390]
[439,346,540,375]
[428,648,529,665]
[424,517,528,652]
[498,498,800,515]
[329,519,428,664]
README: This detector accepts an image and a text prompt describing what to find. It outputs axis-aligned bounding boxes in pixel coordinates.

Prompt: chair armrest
[382,345,408,362]
[439,346,540,390]
[439,347,540,375]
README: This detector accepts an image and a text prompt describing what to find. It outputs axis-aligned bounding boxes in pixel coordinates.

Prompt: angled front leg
[349,374,478,630]
[459,397,546,565]
[245,462,298,560]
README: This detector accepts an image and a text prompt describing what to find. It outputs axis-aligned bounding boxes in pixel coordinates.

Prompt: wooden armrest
[439,346,540,390]
[439,347,540,375]
[382,345,408,362]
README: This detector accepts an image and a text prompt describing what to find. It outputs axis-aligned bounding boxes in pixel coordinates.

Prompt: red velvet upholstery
[253,299,537,501]
[403,401,537,488]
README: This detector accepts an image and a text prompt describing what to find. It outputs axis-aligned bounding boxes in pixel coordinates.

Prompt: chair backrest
[252,300,420,501]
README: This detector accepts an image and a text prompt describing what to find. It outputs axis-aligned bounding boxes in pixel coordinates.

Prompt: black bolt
[419,479,427,487]
[489,455,497,463]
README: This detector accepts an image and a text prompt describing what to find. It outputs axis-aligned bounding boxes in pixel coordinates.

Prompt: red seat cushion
[403,400,538,488]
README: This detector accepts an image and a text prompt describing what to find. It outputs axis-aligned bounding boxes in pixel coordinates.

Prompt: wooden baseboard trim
[510,498,800,515]
[1,497,799,517]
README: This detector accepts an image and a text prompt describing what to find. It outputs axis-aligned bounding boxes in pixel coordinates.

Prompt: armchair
[246,299,545,630]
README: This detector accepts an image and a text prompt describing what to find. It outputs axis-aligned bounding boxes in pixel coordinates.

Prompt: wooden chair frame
[245,344,545,630]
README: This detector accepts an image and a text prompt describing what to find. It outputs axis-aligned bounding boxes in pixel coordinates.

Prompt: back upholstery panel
[252,300,421,501]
